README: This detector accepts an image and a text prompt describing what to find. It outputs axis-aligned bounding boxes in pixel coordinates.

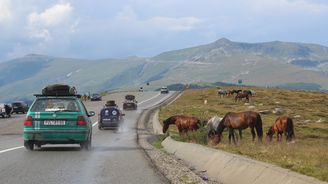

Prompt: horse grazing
[266,116,295,142]
[218,90,227,98]
[162,115,204,134]
[235,93,250,103]
[206,116,222,138]
[213,111,263,144]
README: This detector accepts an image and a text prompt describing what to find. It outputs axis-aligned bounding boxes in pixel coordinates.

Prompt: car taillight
[77,116,87,125]
[24,116,33,126]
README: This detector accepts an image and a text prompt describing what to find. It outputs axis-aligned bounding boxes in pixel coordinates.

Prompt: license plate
[44,120,66,126]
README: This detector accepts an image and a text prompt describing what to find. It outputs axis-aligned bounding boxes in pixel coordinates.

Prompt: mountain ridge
[1,38,328,102]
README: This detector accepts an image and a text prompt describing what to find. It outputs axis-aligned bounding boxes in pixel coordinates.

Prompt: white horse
[206,115,241,143]
[206,116,222,138]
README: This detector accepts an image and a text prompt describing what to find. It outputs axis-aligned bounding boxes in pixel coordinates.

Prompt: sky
[0,0,328,61]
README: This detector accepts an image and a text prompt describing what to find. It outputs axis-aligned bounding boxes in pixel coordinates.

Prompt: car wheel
[81,135,92,151]
[24,141,34,151]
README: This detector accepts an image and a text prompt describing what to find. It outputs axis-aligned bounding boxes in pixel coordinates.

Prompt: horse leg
[251,128,256,142]
[239,129,242,143]
[229,129,236,145]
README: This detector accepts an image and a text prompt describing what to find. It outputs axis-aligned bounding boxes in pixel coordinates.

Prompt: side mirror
[88,111,96,117]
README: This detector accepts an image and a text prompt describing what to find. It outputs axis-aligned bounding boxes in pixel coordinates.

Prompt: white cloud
[115,6,201,32]
[0,0,12,24]
[27,1,73,40]
[146,17,201,31]
[250,0,328,14]
[28,2,72,27]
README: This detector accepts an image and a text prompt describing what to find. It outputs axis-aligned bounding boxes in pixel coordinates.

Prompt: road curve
[0,91,173,184]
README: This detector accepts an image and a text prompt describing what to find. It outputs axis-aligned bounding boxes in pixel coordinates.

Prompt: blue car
[98,100,124,130]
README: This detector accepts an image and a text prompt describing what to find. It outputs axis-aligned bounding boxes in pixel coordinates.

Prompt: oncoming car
[160,86,169,94]
[23,84,95,151]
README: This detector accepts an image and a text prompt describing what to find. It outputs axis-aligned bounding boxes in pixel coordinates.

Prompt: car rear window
[30,98,80,112]
[12,102,23,106]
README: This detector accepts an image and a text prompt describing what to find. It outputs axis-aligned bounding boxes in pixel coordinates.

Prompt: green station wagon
[23,85,95,151]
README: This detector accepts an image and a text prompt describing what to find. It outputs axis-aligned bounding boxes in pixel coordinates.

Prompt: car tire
[81,135,92,151]
[24,141,34,150]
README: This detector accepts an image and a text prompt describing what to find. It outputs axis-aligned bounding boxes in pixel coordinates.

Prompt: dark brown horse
[266,116,295,142]
[235,93,250,102]
[213,111,263,144]
[162,115,204,134]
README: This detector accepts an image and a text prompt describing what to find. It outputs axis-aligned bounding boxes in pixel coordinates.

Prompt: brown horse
[162,115,204,134]
[266,116,295,142]
[235,93,250,102]
[213,111,263,144]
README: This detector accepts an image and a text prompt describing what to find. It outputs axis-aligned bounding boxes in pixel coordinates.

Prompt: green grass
[179,175,198,184]
[152,135,168,149]
[159,86,328,182]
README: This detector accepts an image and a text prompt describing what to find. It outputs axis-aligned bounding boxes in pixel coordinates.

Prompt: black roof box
[41,84,77,96]
[125,95,135,100]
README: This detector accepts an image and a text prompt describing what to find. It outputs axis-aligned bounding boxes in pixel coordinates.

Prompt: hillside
[159,87,328,182]
[1,38,328,102]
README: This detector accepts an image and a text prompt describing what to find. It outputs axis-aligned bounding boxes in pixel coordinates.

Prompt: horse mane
[163,115,178,126]
[216,113,230,134]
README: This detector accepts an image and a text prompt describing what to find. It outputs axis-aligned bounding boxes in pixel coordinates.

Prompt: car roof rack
[34,94,82,98]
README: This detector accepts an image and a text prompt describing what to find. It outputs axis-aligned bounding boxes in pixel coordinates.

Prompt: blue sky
[0,0,328,61]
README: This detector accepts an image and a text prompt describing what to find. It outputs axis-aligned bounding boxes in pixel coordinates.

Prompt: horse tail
[255,113,263,140]
[286,118,295,141]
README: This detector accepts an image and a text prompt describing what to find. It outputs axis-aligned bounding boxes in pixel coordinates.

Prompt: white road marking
[92,121,98,127]
[138,93,161,105]
[0,146,24,154]
[0,93,165,154]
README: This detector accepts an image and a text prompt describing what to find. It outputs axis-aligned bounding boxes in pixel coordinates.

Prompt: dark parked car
[12,101,29,114]
[98,100,124,130]
[0,103,12,118]
[90,93,102,101]
[123,95,137,110]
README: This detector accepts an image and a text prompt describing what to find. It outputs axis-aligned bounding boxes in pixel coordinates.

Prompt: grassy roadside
[159,87,328,182]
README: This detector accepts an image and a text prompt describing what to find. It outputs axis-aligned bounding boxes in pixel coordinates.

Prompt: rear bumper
[99,120,120,127]
[24,130,89,143]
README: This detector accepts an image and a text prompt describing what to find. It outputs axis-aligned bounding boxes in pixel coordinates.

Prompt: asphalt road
[0,91,172,184]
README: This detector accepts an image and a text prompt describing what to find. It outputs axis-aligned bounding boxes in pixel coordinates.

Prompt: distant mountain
[1,38,328,102]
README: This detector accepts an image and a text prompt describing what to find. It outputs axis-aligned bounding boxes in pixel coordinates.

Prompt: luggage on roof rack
[41,84,77,96]
[125,95,135,101]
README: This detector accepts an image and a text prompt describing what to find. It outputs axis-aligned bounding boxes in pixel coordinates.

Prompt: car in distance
[123,95,137,110]
[90,93,102,101]
[23,84,95,151]
[139,87,143,92]
[98,100,124,129]
[160,86,169,94]
[0,103,12,118]
[12,101,29,114]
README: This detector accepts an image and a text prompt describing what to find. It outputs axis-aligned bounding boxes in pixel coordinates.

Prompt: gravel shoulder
[136,93,220,184]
